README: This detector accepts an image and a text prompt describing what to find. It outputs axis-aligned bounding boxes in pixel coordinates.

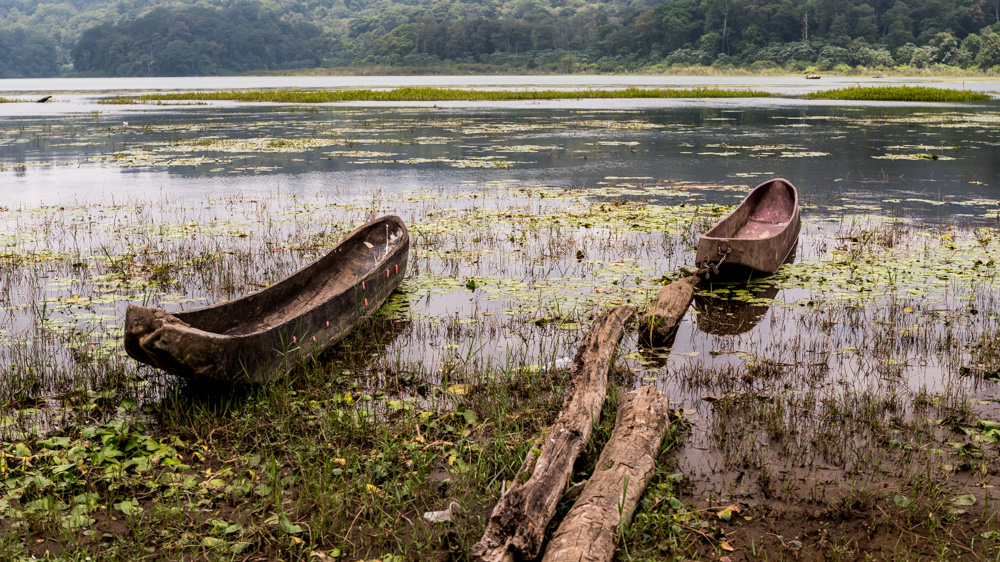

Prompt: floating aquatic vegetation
[872,153,956,161]
[322,150,398,158]
[490,145,563,152]
[352,156,518,168]
[777,151,830,157]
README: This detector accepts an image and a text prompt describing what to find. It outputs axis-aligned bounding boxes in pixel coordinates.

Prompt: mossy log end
[638,276,698,346]
[541,386,670,562]
[471,306,634,562]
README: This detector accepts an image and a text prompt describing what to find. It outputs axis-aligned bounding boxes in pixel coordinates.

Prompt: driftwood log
[638,276,698,346]
[471,306,634,562]
[541,386,670,562]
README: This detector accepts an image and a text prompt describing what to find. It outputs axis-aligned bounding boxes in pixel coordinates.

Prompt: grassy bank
[266,61,1000,79]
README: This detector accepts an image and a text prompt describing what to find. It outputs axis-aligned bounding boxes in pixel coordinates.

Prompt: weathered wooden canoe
[695,178,800,277]
[124,215,409,383]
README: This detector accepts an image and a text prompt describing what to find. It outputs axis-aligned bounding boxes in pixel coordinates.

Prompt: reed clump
[803,85,992,102]
[99,86,774,104]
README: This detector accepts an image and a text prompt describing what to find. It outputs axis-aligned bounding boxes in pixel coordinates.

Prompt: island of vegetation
[1,0,1000,77]
[95,85,992,104]
[99,86,774,103]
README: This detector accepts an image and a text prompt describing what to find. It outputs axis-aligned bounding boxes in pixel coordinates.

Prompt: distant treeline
[71,4,325,76]
[0,27,62,77]
[1,0,999,77]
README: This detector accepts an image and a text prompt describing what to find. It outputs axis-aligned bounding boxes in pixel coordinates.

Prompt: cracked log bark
[471,306,634,562]
[541,386,670,562]
[638,276,698,346]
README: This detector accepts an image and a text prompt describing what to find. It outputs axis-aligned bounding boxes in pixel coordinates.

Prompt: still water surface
[2,100,999,213]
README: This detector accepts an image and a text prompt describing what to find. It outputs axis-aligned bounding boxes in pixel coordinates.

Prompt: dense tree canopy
[0,26,62,77]
[70,3,325,75]
[0,0,999,76]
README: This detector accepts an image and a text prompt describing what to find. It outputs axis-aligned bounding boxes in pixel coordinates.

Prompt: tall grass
[803,85,992,102]
[100,86,774,104]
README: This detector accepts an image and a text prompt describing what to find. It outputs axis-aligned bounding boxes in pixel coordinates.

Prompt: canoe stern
[124,305,236,380]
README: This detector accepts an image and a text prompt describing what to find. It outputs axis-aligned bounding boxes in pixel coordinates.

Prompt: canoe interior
[173,218,407,337]
[708,179,797,241]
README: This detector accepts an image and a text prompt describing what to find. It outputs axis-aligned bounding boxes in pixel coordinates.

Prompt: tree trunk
[472,306,635,562]
[721,1,730,55]
[541,386,670,562]
[637,276,698,347]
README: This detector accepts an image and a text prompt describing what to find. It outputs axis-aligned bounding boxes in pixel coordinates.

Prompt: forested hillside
[1,0,999,77]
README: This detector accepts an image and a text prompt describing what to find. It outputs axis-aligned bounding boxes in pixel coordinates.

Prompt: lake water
[3,90,999,215]
[2,77,999,493]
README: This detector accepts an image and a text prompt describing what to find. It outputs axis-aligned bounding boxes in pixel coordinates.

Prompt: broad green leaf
[952,494,976,506]
[278,513,303,535]
[62,513,95,529]
[115,498,143,516]
[201,537,227,549]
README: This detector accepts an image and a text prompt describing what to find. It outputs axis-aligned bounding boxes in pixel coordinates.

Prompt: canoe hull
[124,216,409,383]
[695,178,800,276]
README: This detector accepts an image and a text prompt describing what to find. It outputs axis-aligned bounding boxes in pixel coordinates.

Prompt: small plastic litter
[423,501,461,523]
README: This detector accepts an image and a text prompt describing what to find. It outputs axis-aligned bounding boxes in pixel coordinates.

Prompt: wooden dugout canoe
[124,215,409,383]
[695,178,800,277]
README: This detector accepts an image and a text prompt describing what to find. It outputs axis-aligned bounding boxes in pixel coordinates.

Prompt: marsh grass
[99,86,774,104]
[803,85,993,102]
[0,179,712,559]
[1,111,1000,559]
[2,183,999,559]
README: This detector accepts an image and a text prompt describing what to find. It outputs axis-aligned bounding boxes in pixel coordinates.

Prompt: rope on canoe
[697,246,731,279]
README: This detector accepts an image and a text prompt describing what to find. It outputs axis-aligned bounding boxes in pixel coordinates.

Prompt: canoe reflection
[694,282,779,336]
[694,241,795,335]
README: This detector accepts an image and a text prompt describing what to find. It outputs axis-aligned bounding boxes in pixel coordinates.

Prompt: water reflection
[693,245,796,335]
[693,282,780,336]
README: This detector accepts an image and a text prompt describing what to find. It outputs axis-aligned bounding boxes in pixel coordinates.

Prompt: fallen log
[541,386,670,562]
[472,306,634,562]
[638,276,698,347]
